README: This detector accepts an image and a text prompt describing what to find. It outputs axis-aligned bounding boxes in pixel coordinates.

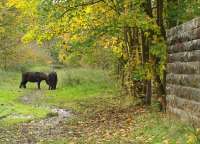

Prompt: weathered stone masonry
[167,17,200,124]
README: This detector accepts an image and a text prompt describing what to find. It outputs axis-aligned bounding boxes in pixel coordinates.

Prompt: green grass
[0,69,50,125]
[39,138,70,144]
[0,67,116,125]
[31,67,115,109]
[0,66,197,143]
[130,111,189,143]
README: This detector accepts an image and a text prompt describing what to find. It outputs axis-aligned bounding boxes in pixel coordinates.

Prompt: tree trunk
[3,54,7,71]
[141,31,152,105]
[146,80,152,105]
[156,0,166,96]
[157,0,166,39]
[121,26,141,97]
[142,0,153,105]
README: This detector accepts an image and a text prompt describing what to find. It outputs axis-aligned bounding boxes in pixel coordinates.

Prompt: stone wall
[167,17,200,124]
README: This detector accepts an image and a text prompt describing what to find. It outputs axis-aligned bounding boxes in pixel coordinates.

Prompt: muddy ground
[0,90,72,144]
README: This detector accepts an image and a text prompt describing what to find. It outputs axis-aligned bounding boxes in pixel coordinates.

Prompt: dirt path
[0,90,72,144]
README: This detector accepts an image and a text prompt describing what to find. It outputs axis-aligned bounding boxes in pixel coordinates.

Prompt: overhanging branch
[60,0,103,18]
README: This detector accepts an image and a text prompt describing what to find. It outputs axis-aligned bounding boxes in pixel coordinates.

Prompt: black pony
[48,72,57,90]
[19,72,49,89]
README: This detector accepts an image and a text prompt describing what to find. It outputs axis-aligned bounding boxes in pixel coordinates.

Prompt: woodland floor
[0,67,196,144]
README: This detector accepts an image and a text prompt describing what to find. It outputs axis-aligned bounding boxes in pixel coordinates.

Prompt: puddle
[51,108,71,118]
[0,90,73,143]
[27,108,72,127]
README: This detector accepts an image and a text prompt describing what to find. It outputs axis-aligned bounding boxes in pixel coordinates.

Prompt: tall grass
[45,67,116,108]
[58,68,113,87]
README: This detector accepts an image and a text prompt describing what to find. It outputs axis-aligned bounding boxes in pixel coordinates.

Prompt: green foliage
[4,0,200,76]
[132,64,153,81]
[166,0,200,27]
[0,1,19,70]
[150,37,167,79]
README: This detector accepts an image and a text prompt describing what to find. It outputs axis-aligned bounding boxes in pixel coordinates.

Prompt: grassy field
[0,66,198,143]
[0,66,114,124]
[0,69,49,125]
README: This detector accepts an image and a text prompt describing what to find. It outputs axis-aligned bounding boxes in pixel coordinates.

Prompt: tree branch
[101,0,121,15]
[60,0,103,18]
